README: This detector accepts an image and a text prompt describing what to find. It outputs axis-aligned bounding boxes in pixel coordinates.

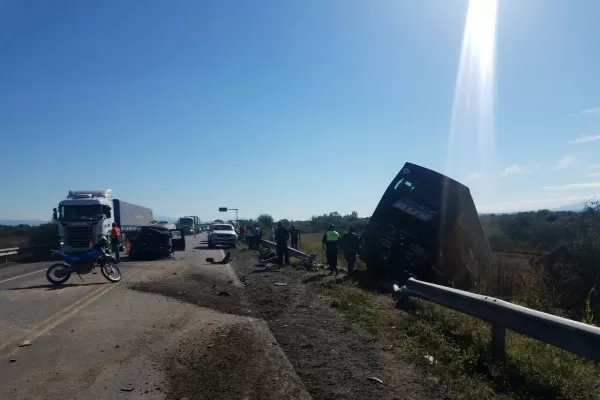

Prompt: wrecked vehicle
[128,224,186,261]
[360,162,491,288]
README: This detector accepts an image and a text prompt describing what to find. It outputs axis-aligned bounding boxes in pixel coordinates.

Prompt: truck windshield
[59,205,103,221]
[212,225,233,231]
[180,219,193,225]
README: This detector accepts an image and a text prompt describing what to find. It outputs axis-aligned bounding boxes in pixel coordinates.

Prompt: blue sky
[1,0,600,221]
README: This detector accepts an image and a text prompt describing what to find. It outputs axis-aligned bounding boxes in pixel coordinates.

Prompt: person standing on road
[322,224,340,274]
[254,223,262,249]
[340,227,360,275]
[246,225,255,249]
[269,225,276,242]
[290,224,301,249]
[275,221,290,265]
[110,222,121,262]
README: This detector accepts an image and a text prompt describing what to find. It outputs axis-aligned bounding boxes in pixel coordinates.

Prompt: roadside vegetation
[0,223,58,263]
[282,202,600,400]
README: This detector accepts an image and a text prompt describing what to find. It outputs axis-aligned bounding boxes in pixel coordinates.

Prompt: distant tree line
[480,209,593,253]
[238,211,369,234]
[2,206,595,255]
[237,206,598,255]
[0,223,58,249]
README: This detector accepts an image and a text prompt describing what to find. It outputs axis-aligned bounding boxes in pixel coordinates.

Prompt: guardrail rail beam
[396,277,600,362]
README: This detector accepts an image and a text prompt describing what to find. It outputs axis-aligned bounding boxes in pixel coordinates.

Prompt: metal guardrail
[0,244,57,263]
[1,247,18,262]
[395,278,600,362]
[260,239,317,266]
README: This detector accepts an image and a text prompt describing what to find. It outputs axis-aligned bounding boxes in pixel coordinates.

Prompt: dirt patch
[129,272,256,318]
[165,323,308,400]
[231,249,438,400]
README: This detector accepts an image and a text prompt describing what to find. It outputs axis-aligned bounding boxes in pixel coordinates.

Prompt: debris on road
[115,345,120,349]
[274,282,287,286]
[206,251,232,265]
[9,358,16,363]
[18,340,32,347]
[424,354,439,365]
[367,376,384,384]
[218,291,232,296]
[121,387,135,392]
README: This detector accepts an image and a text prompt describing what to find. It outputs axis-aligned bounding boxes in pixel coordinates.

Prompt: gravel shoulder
[229,248,438,400]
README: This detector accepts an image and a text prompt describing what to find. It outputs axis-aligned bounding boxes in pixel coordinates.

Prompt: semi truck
[360,162,491,289]
[178,216,195,235]
[52,189,153,254]
[190,216,201,233]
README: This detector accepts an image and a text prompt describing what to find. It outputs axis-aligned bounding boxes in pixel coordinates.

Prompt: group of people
[321,224,361,275]
[240,224,263,249]
[271,222,361,275]
[242,221,362,274]
[271,222,301,265]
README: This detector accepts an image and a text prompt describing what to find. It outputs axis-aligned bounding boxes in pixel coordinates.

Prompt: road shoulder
[230,248,439,400]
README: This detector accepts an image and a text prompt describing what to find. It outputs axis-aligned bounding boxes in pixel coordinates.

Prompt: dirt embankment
[131,248,438,400]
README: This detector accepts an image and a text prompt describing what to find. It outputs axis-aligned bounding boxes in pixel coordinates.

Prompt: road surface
[0,233,310,400]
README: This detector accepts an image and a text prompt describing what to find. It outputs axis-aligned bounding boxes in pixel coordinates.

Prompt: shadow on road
[3,282,109,291]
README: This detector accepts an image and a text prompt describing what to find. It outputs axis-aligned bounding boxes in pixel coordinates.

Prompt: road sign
[219,207,228,212]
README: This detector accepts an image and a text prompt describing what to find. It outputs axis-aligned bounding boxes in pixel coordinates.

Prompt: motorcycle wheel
[101,263,122,282]
[46,263,71,285]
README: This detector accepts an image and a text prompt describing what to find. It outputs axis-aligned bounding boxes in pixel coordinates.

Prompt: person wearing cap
[290,224,301,249]
[322,224,340,274]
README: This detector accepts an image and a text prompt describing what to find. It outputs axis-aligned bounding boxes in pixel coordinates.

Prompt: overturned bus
[360,162,491,288]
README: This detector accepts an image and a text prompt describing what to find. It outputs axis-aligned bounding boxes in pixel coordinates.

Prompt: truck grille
[66,226,94,248]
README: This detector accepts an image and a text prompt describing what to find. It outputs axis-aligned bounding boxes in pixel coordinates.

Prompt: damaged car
[128,224,186,261]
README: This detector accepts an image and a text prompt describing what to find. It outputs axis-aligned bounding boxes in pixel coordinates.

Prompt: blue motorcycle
[46,245,122,285]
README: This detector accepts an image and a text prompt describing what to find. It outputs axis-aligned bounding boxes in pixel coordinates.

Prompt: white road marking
[0,268,47,284]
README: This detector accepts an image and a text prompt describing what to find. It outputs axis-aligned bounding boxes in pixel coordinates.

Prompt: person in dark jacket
[290,224,301,249]
[275,221,290,265]
[340,227,360,275]
[322,224,340,274]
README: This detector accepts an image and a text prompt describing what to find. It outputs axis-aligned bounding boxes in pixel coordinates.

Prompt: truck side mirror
[52,208,58,220]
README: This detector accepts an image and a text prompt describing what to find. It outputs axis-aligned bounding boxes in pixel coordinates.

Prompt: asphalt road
[0,233,308,400]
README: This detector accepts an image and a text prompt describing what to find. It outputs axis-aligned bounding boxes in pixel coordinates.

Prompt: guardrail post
[490,323,506,361]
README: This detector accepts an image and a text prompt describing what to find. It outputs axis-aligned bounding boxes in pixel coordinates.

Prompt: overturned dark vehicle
[128,224,186,261]
[360,162,491,288]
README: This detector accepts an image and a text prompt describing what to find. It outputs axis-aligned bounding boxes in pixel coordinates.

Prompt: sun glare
[446,0,498,194]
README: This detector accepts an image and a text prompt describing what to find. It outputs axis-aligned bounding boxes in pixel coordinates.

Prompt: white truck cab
[53,189,153,254]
